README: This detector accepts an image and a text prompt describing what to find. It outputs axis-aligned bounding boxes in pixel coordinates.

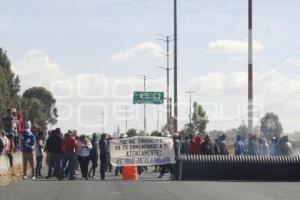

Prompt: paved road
[0,171,300,200]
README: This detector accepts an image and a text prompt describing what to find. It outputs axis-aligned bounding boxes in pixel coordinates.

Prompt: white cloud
[110,42,163,63]
[12,49,167,134]
[190,71,248,96]
[285,57,300,66]
[12,49,69,92]
[12,49,300,133]
[208,40,264,54]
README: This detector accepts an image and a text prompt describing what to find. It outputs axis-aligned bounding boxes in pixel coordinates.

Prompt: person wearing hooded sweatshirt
[248,135,259,155]
[89,133,99,179]
[235,135,245,156]
[259,137,270,155]
[279,136,293,156]
[21,121,36,180]
[270,137,280,156]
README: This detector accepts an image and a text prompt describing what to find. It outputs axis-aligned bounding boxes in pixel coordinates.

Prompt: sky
[1,0,300,134]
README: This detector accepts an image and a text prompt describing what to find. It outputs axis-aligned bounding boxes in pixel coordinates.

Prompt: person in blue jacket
[21,121,36,180]
[234,135,245,156]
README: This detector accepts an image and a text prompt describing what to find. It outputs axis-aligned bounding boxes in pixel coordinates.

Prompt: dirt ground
[0,165,22,187]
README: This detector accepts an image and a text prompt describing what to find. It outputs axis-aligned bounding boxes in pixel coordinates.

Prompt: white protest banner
[110,136,175,166]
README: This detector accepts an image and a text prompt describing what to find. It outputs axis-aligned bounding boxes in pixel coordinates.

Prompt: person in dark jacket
[248,134,258,155]
[200,135,215,155]
[234,135,245,156]
[218,134,229,155]
[99,134,108,180]
[89,133,99,179]
[45,128,63,179]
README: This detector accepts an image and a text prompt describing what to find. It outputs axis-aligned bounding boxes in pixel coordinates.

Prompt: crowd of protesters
[0,107,296,181]
[180,133,293,156]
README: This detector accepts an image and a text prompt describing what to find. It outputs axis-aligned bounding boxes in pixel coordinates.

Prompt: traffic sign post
[133,91,164,104]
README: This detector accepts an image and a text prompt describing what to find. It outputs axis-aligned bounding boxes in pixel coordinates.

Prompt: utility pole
[185,91,195,129]
[138,75,150,135]
[157,111,161,132]
[125,106,128,134]
[248,0,253,134]
[173,0,178,133]
[157,35,174,122]
[101,112,105,133]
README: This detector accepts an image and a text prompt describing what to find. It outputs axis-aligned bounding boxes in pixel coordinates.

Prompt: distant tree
[127,128,137,137]
[0,48,21,127]
[191,102,209,133]
[23,87,58,126]
[150,131,162,137]
[237,123,248,139]
[260,112,283,140]
[21,98,47,131]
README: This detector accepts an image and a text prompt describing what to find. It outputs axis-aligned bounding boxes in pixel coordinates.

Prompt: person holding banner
[157,133,180,179]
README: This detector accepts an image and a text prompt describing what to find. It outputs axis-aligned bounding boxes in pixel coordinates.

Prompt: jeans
[23,152,34,177]
[77,155,90,178]
[47,153,62,178]
[115,166,123,175]
[100,156,107,179]
[35,155,43,176]
[62,153,76,179]
[89,156,98,178]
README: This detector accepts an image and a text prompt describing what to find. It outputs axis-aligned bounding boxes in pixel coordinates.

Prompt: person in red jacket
[191,134,204,155]
[61,131,77,180]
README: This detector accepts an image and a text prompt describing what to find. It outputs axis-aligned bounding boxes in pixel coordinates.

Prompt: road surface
[0,171,299,200]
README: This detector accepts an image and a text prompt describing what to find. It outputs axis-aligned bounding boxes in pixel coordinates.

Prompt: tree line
[0,48,58,131]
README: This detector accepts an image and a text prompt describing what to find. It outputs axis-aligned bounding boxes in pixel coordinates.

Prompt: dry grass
[0,164,22,187]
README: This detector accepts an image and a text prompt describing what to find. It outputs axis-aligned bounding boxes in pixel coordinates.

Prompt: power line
[157,34,174,123]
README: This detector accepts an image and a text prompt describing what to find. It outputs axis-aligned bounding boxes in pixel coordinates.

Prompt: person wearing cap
[88,133,99,179]
[61,130,77,180]
[21,121,36,180]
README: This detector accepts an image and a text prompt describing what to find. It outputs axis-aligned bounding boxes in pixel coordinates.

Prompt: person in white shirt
[76,135,92,180]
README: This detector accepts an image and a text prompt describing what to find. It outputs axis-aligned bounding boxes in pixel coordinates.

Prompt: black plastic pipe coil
[175,155,300,181]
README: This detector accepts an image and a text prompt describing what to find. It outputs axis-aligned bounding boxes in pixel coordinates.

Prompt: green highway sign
[133,91,164,104]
